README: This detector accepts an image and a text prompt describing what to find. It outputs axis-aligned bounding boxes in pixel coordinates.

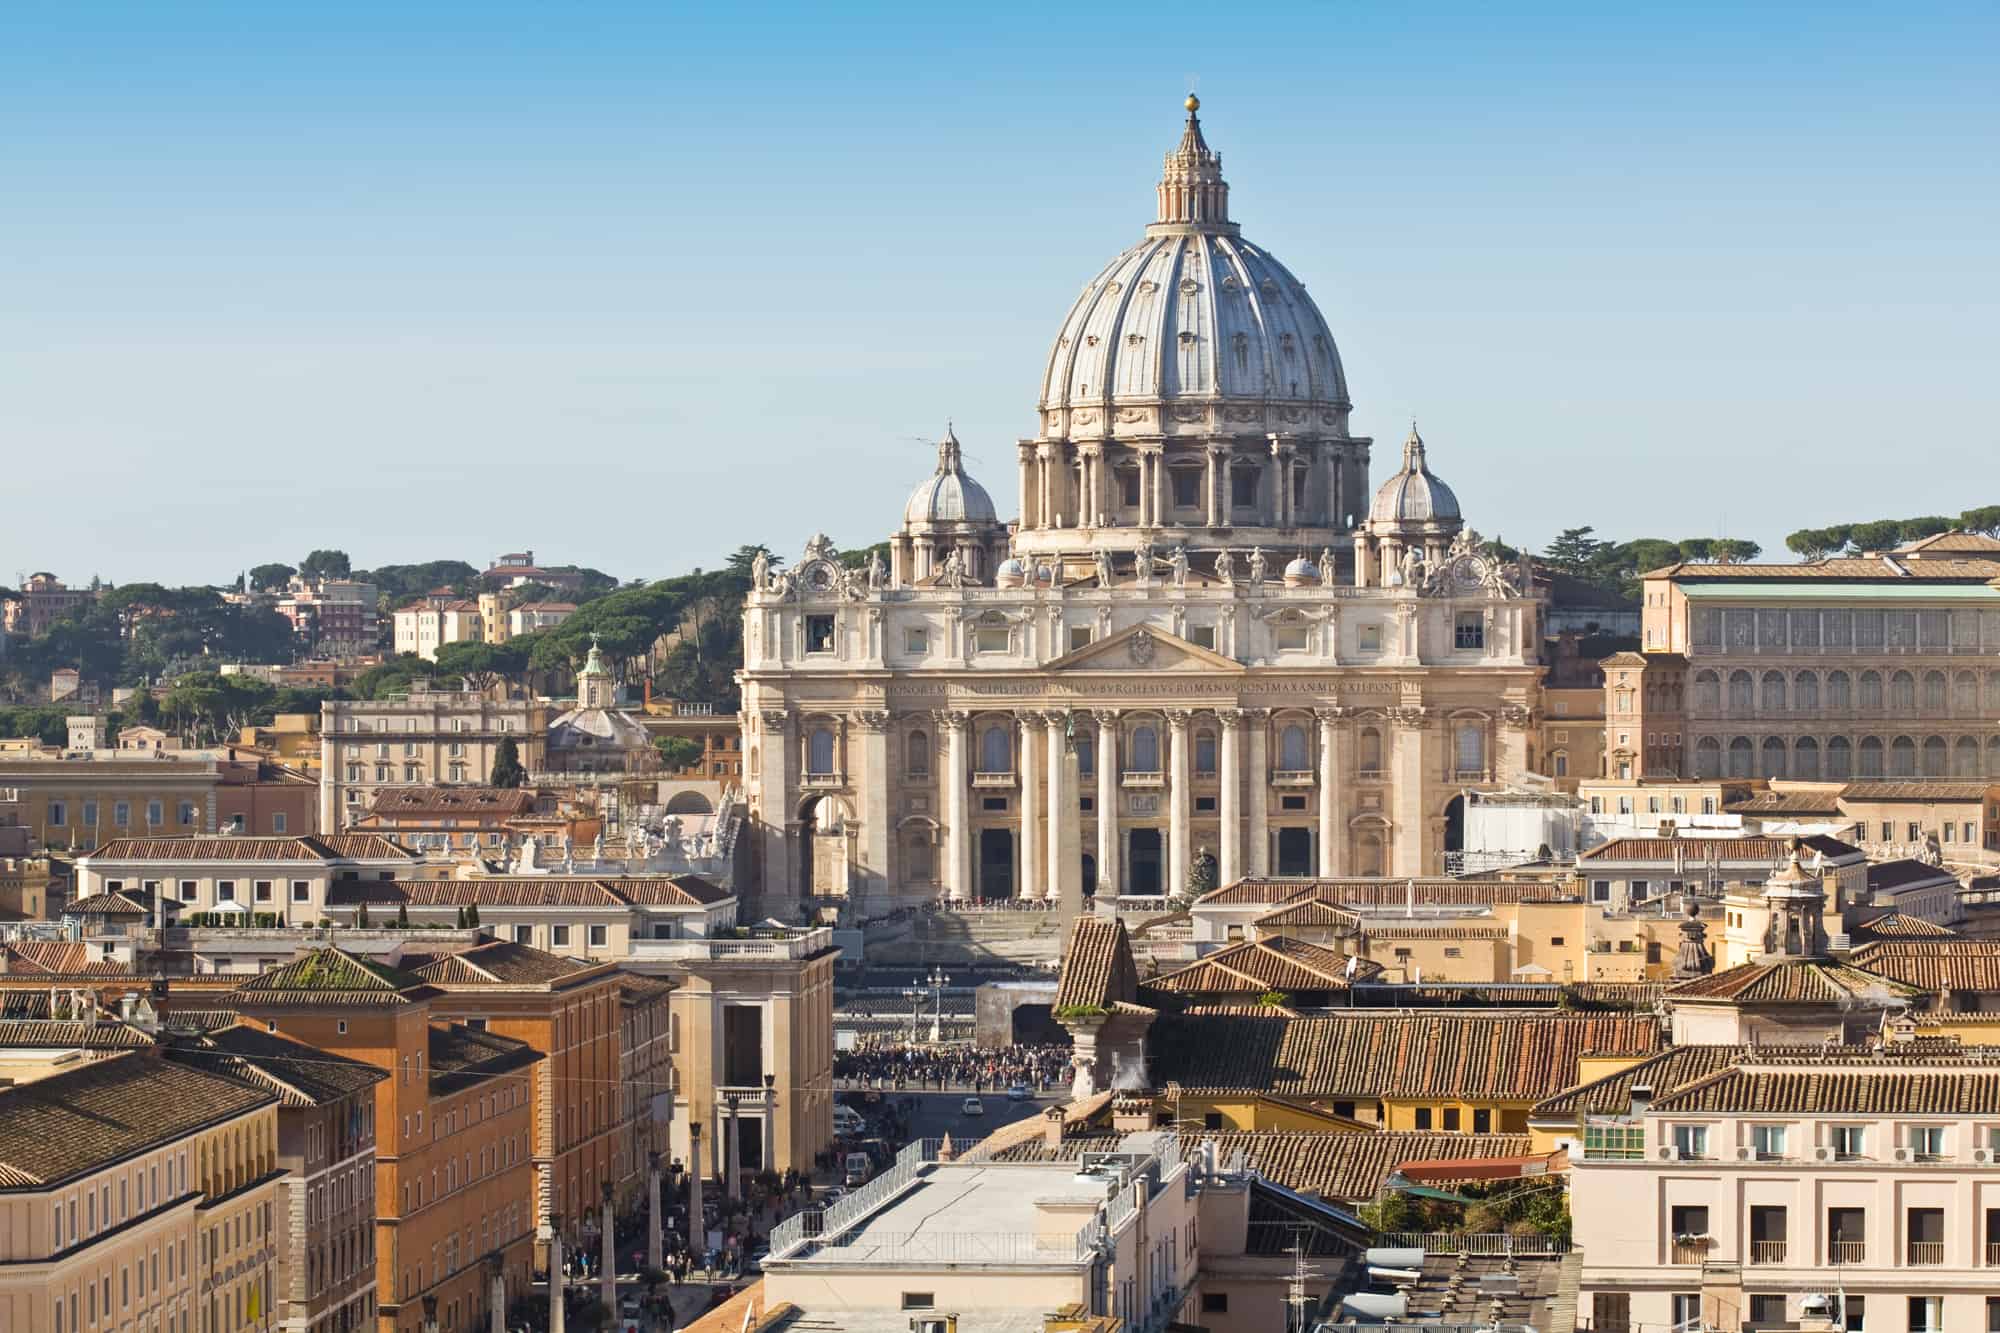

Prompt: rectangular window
[216,880,236,902]
[1832,1124,1867,1159]
[1201,1293,1228,1314]
[1672,1124,1709,1159]
[901,1293,936,1311]
[1066,625,1094,653]
[291,880,311,903]
[146,800,163,826]
[588,924,607,947]
[254,880,274,903]
[515,925,533,944]
[49,800,66,827]
[1414,1107,1432,1129]
[1442,1107,1461,1131]
[113,801,130,826]
[805,614,836,653]
[1751,1124,1786,1160]
[1454,613,1485,650]
[905,627,928,654]
[1275,624,1311,652]
[975,625,1010,653]
[1171,469,1201,509]
[272,811,287,834]
[551,925,570,947]
[1357,623,1381,652]
[1186,624,1216,650]
[1910,1125,1946,1160]
[81,801,98,826]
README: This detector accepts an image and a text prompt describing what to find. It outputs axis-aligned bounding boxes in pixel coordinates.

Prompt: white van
[833,1105,867,1136]
[844,1151,873,1186]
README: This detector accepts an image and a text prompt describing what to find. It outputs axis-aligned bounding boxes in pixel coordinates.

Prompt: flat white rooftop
[787,1162,1111,1267]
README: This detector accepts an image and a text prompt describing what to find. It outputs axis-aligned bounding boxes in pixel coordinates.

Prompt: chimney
[1628,1083,1654,1121]
[1111,1095,1153,1135]
[1042,1105,1067,1151]
[119,991,136,1021]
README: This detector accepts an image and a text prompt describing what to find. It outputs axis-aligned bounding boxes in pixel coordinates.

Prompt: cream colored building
[319,688,547,831]
[740,100,1543,918]
[1570,1045,2000,1333]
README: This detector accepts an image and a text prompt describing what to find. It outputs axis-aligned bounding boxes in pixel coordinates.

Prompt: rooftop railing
[1376,1232,1570,1256]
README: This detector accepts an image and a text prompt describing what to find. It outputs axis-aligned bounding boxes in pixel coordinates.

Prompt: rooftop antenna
[1283,1237,1322,1333]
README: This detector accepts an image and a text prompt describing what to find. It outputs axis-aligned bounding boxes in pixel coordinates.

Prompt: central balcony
[1748,1240,1786,1265]
[1120,770,1164,789]
[970,770,1017,789]
[1270,770,1315,788]
[1828,1240,1866,1265]
[1907,1241,1944,1266]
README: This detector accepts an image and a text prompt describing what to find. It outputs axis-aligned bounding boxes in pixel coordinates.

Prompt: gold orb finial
[1185,93,1200,113]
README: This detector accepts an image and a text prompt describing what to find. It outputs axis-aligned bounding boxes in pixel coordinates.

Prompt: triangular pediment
[1046,622,1245,673]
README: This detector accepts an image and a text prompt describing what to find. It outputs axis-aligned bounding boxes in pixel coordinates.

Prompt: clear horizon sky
[5,2,1996,587]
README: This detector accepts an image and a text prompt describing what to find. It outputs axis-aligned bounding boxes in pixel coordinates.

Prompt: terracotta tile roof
[1847,940,2000,992]
[1842,781,1996,802]
[1252,899,1362,930]
[1054,916,1139,1010]
[326,878,627,908]
[1650,1051,2000,1115]
[1579,836,1800,863]
[61,890,149,918]
[1653,556,2000,580]
[410,939,597,986]
[84,834,413,862]
[1848,912,1958,943]
[1531,1044,1747,1118]
[1665,957,1923,1004]
[619,974,677,1004]
[615,874,733,906]
[1,941,104,975]
[427,1022,541,1094]
[233,946,436,1006]
[0,1052,275,1186]
[1150,937,1380,996]
[1898,530,2000,554]
[0,1018,157,1049]
[169,1023,387,1106]
[1201,877,1573,909]
[1360,924,1511,941]
[1148,1011,1661,1101]
[1214,1130,1540,1203]
[365,787,538,817]
[1865,859,1962,895]
[1726,791,1847,816]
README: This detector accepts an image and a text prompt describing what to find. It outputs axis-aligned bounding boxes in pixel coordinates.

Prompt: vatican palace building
[738,99,1545,917]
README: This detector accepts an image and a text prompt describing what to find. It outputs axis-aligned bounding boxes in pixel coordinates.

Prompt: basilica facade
[738,99,1545,918]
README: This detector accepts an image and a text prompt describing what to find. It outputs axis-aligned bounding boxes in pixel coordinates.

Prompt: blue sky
[4,1,1996,585]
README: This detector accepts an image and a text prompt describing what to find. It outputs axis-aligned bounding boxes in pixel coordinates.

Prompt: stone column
[1167,711,1191,899]
[487,1253,507,1333]
[1096,712,1119,896]
[646,1151,664,1275]
[1204,446,1221,528]
[761,1077,777,1181]
[940,711,969,902]
[686,1125,705,1258]
[724,1095,741,1200]
[1391,709,1431,876]
[547,1217,566,1333]
[857,712,890,914]
[600,1181,617,1316]
[1317,709,1342,877]
[1019,714,1043,901]
[1218,710,1242,887]
[318,728,337,831]
[759,709,794,918]
[1244,710,1270,876]
[1045,713,1069,901]
[1018,442,1037,531]
[1152,449,1168,530]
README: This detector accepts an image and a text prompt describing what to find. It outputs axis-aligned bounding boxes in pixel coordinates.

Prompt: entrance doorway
[1081,854,1097,899]
[978,829,1014,899]
[1444,794,1466,854]
[1276,827,1313,877]
[1128,828,1163,895]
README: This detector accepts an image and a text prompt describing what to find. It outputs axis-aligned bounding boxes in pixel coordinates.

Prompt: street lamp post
[923,966,949,1044]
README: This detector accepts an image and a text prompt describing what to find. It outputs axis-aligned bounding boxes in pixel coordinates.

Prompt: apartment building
[0,1047,285,1333]
[167,1024,388,1333]
[231,947,542,1333]
[277,579,381,661]
[319,690,547,832]
[1570,1045,2000,1333]
[391,602,485,663]
[74,834,419,923]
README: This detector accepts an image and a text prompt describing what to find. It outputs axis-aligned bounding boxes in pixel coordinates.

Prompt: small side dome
[904,425,998,526]
[1282,555,1318,588]
[995,557,1027,588]
[1369,423,1461,526]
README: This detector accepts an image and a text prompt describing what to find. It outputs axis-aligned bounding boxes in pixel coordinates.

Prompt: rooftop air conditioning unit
[1812,1146,1834,1163]
[1735,1146,1757,1162]
[1972,1148,1994,1165]
[1656,1145,1681,1162]
[1891,1147,1912,1164]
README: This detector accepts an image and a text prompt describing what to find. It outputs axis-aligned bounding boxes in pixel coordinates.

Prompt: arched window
[1131,724,1160,774]
[1759,736,1787,778]
[906,836,934,880]
[1194,730,1218,775]
[978,724,1012,774]
[1955,672,1979,714]
[1794,736,1820,779]
[1279,724,1310,772]
[1551,750,1569,778]
[1761,671,1787,712]
[1358,726,1383,773]
[1076,734,1095,777]
[1694,736,1722,779]
[1857,736,1884,777]
[1728,671,1754,713]
[1794,671,1819,712]
[806,728,835,776]
[1889,735,1917,777]
[906,731,930,777]
[1727,736,1753,778]
[1826,671,1852,712]
[1859,671,1883,711]
[1922,671,1947,713]
[1825,735,1852,779]
[1890,670,1916,712]
[1921,736,1947,777]
[1455,724,1485,776]
[1693,671,1721,715]
[1989,735,2000,778]
[1954,736,1981,777]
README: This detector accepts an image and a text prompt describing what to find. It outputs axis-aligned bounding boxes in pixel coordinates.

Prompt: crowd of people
[834,1039,1074,1093]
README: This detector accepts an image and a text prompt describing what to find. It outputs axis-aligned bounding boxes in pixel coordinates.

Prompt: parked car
[961,1096,985,1116]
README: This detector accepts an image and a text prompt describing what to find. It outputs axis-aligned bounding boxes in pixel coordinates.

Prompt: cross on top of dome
[1157,94,1229,228]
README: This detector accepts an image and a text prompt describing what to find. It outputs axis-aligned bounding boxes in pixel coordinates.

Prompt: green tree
[490,736,526,788]
[299,549,352,581]
[1707,538,1761,564]
[395,900,409,927]
[351,655,427,700]
[433,639,528,692]
[1785,528,1838,561]
[1619,538,1683,576]
[1958,506,2000,536]
[466,902,480,927]
[1898,515,1954,542]
[1847,519,1904,552]
[247,563,295,590]
[655,736,704,772]
[1181,847,1218,904]
[1542,527,1607,576]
